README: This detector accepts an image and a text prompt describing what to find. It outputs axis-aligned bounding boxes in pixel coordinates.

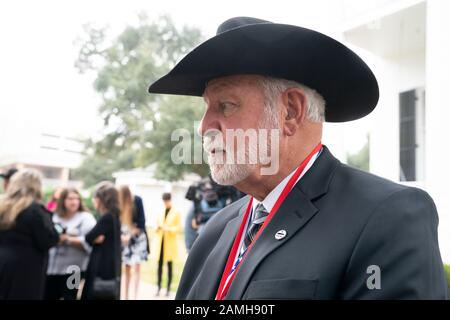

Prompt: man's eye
[219,102,237,117]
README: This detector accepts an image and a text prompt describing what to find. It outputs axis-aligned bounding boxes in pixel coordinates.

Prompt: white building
[328,0,450,263]
[0,130,84,189]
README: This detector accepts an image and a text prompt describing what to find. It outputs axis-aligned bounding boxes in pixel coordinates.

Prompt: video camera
[185,176,244,207]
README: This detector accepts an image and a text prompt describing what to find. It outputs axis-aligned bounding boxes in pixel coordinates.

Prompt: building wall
[425,0,450,263]
[344,0,450,262]
[369,51,425,181]
[0,130,83,189]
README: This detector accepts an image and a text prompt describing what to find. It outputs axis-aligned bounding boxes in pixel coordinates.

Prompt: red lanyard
[215,143,323,300]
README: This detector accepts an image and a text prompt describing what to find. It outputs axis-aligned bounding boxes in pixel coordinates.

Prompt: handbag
[91,213,121,300]
[92,276,120,300]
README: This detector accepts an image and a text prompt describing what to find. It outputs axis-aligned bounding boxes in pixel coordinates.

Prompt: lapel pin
[275,229,287,240]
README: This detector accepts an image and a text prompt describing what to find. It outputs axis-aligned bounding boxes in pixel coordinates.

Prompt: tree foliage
[73,14,208,187]
[347,134,370,172]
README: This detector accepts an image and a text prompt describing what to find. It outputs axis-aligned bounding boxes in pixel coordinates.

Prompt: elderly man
[149,17,447,299]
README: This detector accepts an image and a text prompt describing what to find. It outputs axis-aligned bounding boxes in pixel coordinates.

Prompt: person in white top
[45,187,96,300]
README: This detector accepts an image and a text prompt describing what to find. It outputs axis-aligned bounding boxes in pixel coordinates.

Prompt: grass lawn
[139,229,188,293]
[444,264,450,291]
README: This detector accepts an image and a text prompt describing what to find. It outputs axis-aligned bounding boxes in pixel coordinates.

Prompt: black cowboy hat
[148,17,379,122]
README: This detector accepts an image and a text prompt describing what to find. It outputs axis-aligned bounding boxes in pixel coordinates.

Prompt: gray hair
[259,76,326,123]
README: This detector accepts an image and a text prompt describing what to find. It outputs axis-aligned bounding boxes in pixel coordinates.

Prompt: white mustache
[203,136,226,154]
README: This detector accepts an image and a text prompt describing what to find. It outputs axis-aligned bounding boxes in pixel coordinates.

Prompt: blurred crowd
[0,168,181,300]
[0,168,243,300]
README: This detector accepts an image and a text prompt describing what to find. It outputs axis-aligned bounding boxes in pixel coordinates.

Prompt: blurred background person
[118,185,149,300]
[184,176,244,248]
[63,182,122,299]
[155,192,182,297]
[45,187,96,300]
[0,169,59,299]
[0,168,18,192]
[192,186,224,235]
[46,187,64,213]
[64,182,122,300]
[184,204,197,253]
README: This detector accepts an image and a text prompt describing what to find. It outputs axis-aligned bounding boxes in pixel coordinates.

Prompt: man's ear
[281,88,307,136]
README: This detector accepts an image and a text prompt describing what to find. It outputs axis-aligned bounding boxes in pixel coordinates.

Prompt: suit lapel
[191,202,247,299]
[225,145,340,299]
[225,186,319,299]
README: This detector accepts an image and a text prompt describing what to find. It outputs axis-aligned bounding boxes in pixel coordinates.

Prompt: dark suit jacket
[176,146,448,300]
[0,202,59,299]
[82,212,121,300]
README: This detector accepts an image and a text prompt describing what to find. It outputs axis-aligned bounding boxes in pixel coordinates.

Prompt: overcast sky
[0,0,371,154]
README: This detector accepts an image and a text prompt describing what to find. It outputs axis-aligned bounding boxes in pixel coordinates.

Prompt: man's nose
[198,107,221,137]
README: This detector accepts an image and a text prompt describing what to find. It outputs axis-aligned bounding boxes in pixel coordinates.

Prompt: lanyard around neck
[215,142,323,300]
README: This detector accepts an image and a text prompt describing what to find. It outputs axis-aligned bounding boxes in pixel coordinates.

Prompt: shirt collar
[252,147,322,213]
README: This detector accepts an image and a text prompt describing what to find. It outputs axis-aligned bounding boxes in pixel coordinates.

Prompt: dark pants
[45,273,84,300]
[157,238,173,291]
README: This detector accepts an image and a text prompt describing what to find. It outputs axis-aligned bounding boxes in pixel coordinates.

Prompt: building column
[61,167,70,185]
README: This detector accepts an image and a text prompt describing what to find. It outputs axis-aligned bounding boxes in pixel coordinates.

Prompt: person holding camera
[184,178,244,252]
[192,188,224,235]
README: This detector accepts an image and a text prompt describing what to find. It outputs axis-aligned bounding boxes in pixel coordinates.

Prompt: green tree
[73,14,208,187]
[347,134,370,171]
[139,95,210,180]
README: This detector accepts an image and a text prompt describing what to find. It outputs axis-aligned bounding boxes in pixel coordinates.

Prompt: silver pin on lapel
[275,229,287,240]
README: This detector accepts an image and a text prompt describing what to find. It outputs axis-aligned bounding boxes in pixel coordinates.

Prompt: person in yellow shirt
[154,192,181,296]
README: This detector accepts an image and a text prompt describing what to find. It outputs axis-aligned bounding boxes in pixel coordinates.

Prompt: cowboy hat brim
[148,22,379,122]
